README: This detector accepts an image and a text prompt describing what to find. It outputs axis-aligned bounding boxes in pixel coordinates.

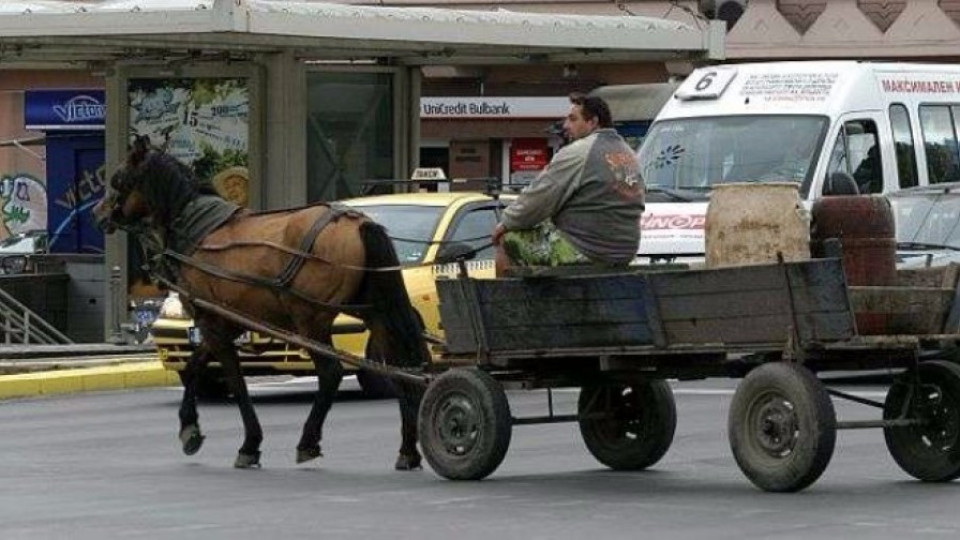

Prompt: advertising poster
[128,78,250,206]
[509,138,549,187]
[127,78,250,298]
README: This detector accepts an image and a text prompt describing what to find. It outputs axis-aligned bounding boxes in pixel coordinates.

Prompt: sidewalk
[0,343,179,400]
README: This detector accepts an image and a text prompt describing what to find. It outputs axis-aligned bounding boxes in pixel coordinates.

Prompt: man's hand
[492,223,507,246]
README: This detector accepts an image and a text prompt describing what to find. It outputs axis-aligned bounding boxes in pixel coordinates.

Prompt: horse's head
[93,136,154,234]
[93,136,208,234]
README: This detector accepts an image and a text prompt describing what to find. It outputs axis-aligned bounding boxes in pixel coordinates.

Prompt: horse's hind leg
[211,338,264,469]
[367,335,423,471]
[296,353,343,464]
[394,379,424,471]
[178,347,211,455]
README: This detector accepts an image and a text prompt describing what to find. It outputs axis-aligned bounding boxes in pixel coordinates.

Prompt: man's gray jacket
[501,128,645,265]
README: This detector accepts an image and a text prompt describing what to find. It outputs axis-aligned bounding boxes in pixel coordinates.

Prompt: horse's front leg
[395,380,424,471]
[178,347,211,455]
[212,339,264,469]
[296,354,343,464]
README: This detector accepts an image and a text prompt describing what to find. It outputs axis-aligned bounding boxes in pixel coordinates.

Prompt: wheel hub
[753,397,798,456]
[437,393,480,456]
[916,387,960,450]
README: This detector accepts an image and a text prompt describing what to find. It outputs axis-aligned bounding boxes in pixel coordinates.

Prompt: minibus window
[919,105,960,184]
[890,104,919,189]
[826,120,882,194]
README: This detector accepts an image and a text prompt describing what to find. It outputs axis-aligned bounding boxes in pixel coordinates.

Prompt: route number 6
[677,67,737,101]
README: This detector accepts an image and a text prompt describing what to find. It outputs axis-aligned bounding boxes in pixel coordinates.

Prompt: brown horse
[93,137,429,470]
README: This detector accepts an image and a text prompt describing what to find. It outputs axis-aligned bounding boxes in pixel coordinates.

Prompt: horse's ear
[158,125,175,154]
[129,135,151,167]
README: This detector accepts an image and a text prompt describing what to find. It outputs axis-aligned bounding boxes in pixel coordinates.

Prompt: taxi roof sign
[411,168,447,180]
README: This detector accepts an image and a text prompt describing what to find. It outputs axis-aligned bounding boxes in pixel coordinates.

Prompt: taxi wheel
[357,370,397,399]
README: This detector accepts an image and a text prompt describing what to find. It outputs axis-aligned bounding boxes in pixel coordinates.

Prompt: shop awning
[0,0,724,66]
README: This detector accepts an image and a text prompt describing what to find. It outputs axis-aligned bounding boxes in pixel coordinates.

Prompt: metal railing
[0,286,73,345]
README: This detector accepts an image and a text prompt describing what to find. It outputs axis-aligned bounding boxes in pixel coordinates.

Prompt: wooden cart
[417,258,960,492]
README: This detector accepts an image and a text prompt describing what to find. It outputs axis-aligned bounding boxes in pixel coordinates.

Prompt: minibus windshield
[637,115,829,198]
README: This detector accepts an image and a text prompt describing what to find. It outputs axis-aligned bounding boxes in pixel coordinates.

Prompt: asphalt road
[2,377,959,540]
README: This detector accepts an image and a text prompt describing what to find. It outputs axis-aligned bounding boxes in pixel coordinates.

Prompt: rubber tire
[884,360,960,482]
[578,380,677,470]
[179,371,231,401]
[356,370,397,399]
[418,368,512,480]
[728,362,836,493]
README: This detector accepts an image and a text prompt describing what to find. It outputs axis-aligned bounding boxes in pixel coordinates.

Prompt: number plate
[188,327,203,345]
[188,327,252,345]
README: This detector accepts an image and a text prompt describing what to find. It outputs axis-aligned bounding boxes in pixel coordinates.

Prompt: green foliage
[191,143,248,183]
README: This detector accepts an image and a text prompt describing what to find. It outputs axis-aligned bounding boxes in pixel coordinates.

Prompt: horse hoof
[179,425,205,456]
[395,453,423,471]
[234,451,262,469]
[296,446,323,464]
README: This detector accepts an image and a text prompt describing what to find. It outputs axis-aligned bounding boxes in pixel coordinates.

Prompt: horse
[93,137,430,471]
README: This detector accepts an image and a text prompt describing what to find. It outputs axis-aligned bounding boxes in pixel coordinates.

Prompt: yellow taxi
[150,191,511,397]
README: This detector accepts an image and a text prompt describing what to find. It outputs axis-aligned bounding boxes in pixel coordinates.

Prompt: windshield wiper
[896,241,960,252]
[646,186,709,202]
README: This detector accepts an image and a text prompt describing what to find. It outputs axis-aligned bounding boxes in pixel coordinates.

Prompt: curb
[0,361,180,400]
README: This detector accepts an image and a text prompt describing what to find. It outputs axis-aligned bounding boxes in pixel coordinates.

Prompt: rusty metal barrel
[810,195,897,334]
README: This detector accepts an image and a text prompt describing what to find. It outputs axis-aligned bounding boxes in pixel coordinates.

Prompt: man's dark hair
[569,92,613,128]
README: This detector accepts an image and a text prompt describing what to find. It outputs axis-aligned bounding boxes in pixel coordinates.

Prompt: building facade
[356,0,960,181]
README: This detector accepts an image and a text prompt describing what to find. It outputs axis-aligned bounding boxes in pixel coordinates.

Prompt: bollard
[107,265,127,344]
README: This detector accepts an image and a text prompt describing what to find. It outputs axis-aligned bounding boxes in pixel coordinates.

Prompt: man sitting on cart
[492,92,645,274]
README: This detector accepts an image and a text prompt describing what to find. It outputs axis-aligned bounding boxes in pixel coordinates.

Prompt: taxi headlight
[157,292,189,320]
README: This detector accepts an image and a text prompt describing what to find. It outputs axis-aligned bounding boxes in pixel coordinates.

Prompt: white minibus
[636,60,960,262]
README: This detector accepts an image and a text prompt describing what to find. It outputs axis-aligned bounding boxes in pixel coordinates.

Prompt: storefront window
[306,71,394,202]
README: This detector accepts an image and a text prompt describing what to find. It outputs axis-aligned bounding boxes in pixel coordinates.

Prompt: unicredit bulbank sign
[421,97,568,119]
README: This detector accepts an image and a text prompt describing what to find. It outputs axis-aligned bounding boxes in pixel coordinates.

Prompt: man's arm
[500,144,585,230]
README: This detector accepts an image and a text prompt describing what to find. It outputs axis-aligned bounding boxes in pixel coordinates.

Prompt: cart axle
[836,419,922,430]
[512,414,578,426]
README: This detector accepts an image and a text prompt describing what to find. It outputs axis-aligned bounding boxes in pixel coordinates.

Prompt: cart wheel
[418,368,512,480]
[728,362,836,492]
[884,360,960,482]
[578,380,676,470]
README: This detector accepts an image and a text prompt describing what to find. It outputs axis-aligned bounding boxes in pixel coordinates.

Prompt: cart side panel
[848,286,953,335]
[437,274,655,354]
[648,259,855,346]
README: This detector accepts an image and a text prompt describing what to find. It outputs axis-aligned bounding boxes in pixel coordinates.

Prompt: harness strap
[272,203,358,288]
[163,249,370,318]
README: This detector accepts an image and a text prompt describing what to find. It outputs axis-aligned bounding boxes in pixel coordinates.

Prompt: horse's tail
[358,221,431,368]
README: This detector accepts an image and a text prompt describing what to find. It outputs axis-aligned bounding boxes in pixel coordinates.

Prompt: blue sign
[24,89,105,131]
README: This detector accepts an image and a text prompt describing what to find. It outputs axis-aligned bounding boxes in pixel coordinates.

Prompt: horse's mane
[132,150,223,226]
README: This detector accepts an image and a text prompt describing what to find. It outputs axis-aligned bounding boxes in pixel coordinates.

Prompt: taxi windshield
[637,115,829,198]
[346,204,445,264]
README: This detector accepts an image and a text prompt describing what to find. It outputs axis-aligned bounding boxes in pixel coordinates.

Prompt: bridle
[100,164,150,234]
